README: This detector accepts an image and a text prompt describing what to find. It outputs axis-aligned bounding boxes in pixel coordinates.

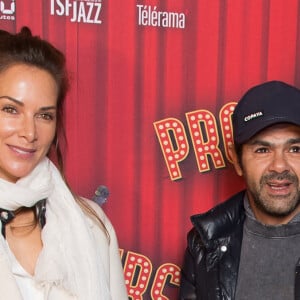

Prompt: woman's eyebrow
[0,95,23,106]
[40,106,57,111]
[0,96,57,111]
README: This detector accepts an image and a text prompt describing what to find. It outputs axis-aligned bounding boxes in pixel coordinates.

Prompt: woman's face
[0,64,58,182]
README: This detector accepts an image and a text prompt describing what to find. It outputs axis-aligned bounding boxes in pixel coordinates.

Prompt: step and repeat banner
[1,0,300,299]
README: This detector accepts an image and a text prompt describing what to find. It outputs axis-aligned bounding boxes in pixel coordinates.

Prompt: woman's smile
[0,64,57,182]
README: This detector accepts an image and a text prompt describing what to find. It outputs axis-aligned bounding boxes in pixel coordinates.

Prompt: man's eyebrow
[247,138,300,146]
[287,138,300,144]
[247,139,270,146]
[0,96,57,111]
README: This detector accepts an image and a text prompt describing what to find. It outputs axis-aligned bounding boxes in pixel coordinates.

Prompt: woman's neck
[7,208,37,237]
[5,207,43,275]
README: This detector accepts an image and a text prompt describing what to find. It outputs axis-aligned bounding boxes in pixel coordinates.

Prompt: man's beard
[250,171,300,218]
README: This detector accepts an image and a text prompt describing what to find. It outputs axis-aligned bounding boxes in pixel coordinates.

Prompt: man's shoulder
[191,190,246,223]
[189,190,246,242]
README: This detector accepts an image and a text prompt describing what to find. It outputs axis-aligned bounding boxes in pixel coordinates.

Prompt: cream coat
[0,199,128,300]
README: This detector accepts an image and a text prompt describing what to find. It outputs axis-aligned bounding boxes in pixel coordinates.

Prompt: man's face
[235,123,300,225]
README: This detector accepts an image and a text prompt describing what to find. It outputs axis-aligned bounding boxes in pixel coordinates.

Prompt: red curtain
[1,0,300,298]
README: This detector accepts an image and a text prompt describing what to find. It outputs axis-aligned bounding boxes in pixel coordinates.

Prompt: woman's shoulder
[82,197,106,216]
[80,197,114,231]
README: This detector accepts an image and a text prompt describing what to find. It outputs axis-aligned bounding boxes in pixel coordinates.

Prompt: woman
[0,27,128,299]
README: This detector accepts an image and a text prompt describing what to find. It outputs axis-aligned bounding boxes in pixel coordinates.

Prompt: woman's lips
[8,145,36,156]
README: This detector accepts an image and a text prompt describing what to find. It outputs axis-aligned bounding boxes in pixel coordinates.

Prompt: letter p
[153,118,189,180]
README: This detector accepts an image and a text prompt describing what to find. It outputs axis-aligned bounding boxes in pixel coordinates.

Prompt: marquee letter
[124,251,153,300]
[153,118,189,180]
[219,102,236,163]
[151,263,181,299]
[186,109,225,172]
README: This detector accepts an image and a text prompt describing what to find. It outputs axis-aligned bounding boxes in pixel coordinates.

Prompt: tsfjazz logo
[50,0,102,24]
[0,0,15,21]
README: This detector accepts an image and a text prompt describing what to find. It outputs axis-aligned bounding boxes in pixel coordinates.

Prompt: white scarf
[0,157,111,299]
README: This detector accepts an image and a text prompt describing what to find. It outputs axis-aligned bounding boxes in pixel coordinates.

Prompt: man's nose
[268,151,290,174]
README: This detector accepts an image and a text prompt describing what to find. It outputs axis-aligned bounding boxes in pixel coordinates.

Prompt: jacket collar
[190,190,246,249]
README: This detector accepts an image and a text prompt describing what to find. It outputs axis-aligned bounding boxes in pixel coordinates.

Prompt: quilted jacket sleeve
[179,228,204,300]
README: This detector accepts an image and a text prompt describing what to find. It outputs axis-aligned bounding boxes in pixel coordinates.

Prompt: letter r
[186,110,225,172]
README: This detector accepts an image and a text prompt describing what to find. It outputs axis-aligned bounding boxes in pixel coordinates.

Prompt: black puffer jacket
[179,190,300,300]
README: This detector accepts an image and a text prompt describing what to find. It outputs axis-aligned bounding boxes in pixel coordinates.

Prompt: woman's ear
[228,144,243,177]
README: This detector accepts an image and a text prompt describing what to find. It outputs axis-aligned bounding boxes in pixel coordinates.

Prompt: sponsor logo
[50,0,102,24]
[0,0,15,21]
[137,5,186,29]
[244,111,263,122]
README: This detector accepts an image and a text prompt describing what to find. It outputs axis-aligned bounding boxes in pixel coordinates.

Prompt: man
[179,81,300,300]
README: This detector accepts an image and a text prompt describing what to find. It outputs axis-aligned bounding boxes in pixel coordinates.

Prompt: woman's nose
[19,116,37,142]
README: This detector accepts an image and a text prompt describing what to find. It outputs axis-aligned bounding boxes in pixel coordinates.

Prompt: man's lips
[266,181,292,193]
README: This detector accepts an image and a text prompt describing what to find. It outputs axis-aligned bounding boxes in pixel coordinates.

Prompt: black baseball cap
[232,80,300,144]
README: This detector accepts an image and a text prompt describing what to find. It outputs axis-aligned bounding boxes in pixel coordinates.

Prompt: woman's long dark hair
[0,26,68,171]
[0,27,109,239]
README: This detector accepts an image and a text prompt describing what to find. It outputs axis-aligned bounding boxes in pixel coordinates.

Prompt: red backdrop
[1,0,300,299]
